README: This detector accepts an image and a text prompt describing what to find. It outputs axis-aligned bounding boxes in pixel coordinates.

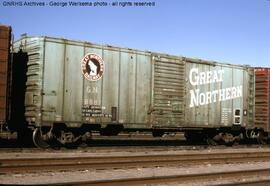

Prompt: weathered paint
[184,61,253,127]
[13,36,255,129]
[152,56,185,127]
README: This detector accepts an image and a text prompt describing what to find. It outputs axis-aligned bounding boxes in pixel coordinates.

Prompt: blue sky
[0,0,269,66]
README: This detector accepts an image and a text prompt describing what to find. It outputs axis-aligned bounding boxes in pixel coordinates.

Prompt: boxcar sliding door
[150,55,185,127]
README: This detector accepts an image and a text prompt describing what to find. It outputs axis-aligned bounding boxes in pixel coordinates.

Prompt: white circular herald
[81,53,105,81]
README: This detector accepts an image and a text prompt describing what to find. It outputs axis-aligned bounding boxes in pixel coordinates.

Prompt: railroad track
[53,167,270,186]
[1,148,270,173]
[2,148,270,185]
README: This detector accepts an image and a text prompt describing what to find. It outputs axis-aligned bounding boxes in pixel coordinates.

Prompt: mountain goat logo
[81,53,104,81]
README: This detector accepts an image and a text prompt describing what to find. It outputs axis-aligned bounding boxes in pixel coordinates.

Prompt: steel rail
[1,150,270,173]
[25,167,270,186]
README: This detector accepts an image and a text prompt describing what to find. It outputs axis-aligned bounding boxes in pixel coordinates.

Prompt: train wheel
[33,128,49,149]
[257,131,267,145]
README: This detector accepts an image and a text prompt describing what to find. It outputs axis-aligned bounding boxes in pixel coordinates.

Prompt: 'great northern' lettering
[189,68,224,86]
[189,68,243,107]
[189,86,242,107]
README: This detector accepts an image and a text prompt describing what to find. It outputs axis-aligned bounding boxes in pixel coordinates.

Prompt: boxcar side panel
[83,46,103,123]
[209,65,222,126]
[63,44,84,122]
[101,49,120,123]
[197,63,210,126]
[40,39,152,126]
[220,67,233,126]
[118,52,136,124]
[185,62,197,126]
[135,54,151,124]
[232,68,244,125]
[185,61,248,127]
[42,41,65,122]
[186,62,224,127]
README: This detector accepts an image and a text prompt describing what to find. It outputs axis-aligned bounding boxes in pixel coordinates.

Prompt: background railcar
[0,25,19,140]
[0,25,11,126]
[10,35,255,147]
[255,68,270,132]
